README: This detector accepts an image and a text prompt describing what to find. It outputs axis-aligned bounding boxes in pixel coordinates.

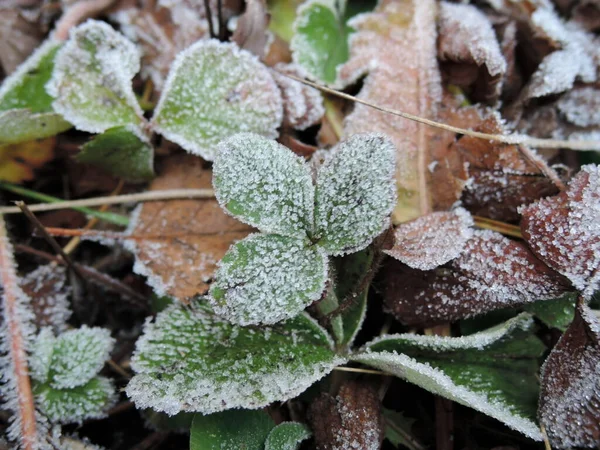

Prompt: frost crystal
[384,207,474,270]
[265,422,311,450]
[315,133,396,255]
[127,301,345,415]
[46,20,145,134]
[209,234,328,325]
[557,87,600,128]
[214,133,314,237]
[151,39,283,160]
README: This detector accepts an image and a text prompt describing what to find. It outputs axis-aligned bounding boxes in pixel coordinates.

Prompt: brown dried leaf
[384,230,570,326]
[0,8,43,75]
[384,207,474,271]
[127,154,252,302]
[438,1,507,104]
[231,0,269,58]
[521,165,600,298]
[308,381,384,450]
[539,304,600,448]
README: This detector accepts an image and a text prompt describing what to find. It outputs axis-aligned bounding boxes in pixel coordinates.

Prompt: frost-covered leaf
[46,20,145,134]
[190,409,275,450]
[272,63,324,130]
[151,40,282,160]
[0,39,71,144]
[209,234,328,325]
[127,155,252,301]
[265,422,312,450]
[557,86,600,128]
[384,230,570,326]
[384,208,473,271]
[47,326,114,390]
[77,126,154,182]
[127,301,345,415]
[438,1,506,103]
[213,133,314,237]
[521,165,600,299]
[308,380,384,450]
[354,314,544,440]
[30,328,56,384]
[539,304,600,448]
[524,293,576,332]
[290,0,351,85]
[315,133,396,256]
[338,0,442,223]
[34,376,116,424]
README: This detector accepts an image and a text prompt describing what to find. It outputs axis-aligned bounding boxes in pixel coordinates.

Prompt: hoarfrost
[29,328,56,384]
[557,87,600,127]
[384,207,474,270]
[127,302,345,415]
[46,20,145,134]
[151,39,283,160]
[209,234,328,325]
[264,422,311,450]
[315,133,396,256]
[214,133,314,238]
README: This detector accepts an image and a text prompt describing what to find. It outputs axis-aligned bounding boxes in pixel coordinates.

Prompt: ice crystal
[209,234,328,325]
[151,39,283,160]
[214,133,314,238]
[384,207,474,270]
[127,301,345,415]
[46,20,145,134]
[314,133,396,256]
[557,86,600,127]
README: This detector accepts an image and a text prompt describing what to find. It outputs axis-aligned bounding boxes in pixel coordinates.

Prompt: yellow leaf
[0,137,56,183]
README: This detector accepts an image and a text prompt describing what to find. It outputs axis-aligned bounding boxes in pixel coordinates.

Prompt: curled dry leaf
[0,8,44,75]
[126,154,252,302]
[384,207,474,271]
[308,381,384,450]
[231,0,270,58]
[520,165,600,298]
[384,230,570,326]
[539,304,600,448]
[438,1,507,104]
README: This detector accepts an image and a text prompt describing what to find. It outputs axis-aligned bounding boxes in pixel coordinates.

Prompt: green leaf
[127,301,345,415]
[34,376,116,423]
[78,126,154,182]
[29,328,56,384]
[213,133,314,237]
[0,109,71,144]
[524,293,576,331]
[209,234,328,325]
[290,0,351,85]
[190,410,275,450]
[353,314,545,440]
[383,408,421,450]
[315,133,396,256]
[151,40,282,161]
[265,422,312,450]
[47,20,145,134]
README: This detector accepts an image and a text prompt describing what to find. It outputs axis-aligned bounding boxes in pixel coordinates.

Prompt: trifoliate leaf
[353,314,544,440]
[0,39,71,144]
[77,125,154,182]
[190,410,275,450]
[48,327,115,390]
[290,0,351,85]
[151,40,283,160]
[265,422,312,450]
[34,376,116,423]
[127,301,345,415]
[209,234,328,325]
[315,133,396,256]
[214,133,314,237]
[46,20,145,134]
[30,328,56,384]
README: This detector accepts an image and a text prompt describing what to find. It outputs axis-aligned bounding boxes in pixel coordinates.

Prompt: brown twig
[203,0,216,39]
[54,0,117,41]
[0,215,37,450]
[43,227,248,241]
[474,216,522,238]
[217,0,226,41]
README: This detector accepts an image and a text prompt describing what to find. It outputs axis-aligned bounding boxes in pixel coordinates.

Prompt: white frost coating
[438,2,506,76]
[214,133,314,237]
[151,40,283,160]
[364,313,533,352]
[557,87,600,127]
[46,20,145,133]
[384,207,474,270]
[48,326,114,390]
[127,303,345,415]
[353,351,542,440]
[264,422,311,450]
[0,37,61,106]
[272,63,325,130]
[209,234,328,325]
[315,133,396,256]
[29,328,56,384]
